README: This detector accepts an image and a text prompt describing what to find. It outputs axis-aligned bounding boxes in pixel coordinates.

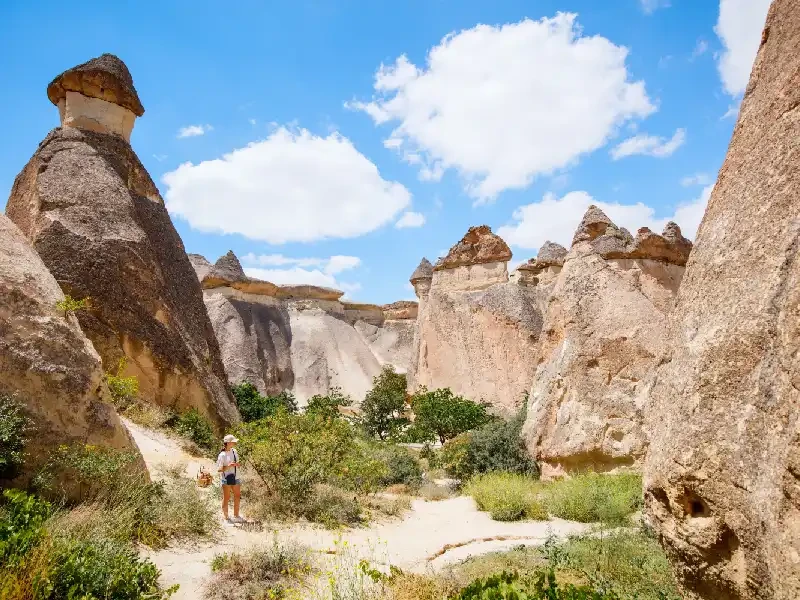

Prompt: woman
[217,434,244,523]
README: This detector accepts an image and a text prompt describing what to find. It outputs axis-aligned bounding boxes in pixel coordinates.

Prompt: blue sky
[0,0,771,303]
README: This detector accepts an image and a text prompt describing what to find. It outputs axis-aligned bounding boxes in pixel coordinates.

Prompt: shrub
[409,387,492,444]
[105,357,140,408]
[468,410,538,477]
[305,387,352,420]
[304,484,362,528]
[541,472,642,525]
[206,537,312,600]
[0,394,33,480]
[231,382,298,422]
[360,366,409,440]
[419,482,451,502]
[465,473,546,521]
[55,294,90,318]
[0,489,51,567]
[373,445,422,489]
[440,433,473,481]
[173,408,216,451]
[39,536,176,600]
[454,570,620,599]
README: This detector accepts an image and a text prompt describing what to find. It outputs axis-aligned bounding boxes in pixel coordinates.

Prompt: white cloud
[350,13,655,203]
[163,127,411,244]
[611,128,685,160]
[680,173,713,187]
[722,102,740,120]
[249,118,257,126]
[714,0,772,96]
[640,0,671,15]
[177,124,213,138]
[497,186,712,251]
[152,154,168,162]
[395,211,426,228]
[241,253,362,296]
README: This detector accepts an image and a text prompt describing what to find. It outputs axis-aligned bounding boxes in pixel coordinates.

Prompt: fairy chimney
[47,53,144,142]
[409,257,434,300]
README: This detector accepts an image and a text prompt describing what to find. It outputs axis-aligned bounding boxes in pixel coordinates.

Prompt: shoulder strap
[233,449,238,478]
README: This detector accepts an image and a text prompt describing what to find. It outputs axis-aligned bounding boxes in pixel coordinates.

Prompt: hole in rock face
[681,491,711,518]
[611,430,624,442]
[587,358,600,368]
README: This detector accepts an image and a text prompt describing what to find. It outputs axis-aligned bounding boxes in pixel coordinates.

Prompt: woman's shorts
[220,477,241,486]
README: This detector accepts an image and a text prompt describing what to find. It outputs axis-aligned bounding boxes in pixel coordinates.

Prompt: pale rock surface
[0,213,140,484]
[644,2,800,598]
[523,207,690,479]
[5,54,238,430]
[411,228,541,413]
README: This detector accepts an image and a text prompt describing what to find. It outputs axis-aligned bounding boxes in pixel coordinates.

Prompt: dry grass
[418,482,451,502]
[362,494,412,519]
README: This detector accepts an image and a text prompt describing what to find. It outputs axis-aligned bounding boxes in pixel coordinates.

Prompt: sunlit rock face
[5,53,239,431]
[644,2,800,598]
[523,207,691,480]
[409,226,541,414]
[194,251,415,405]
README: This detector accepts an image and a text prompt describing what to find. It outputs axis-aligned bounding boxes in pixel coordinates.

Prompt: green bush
[0,394,33,480]
[39,537,176,600]
[440,433,474,481]
[55,294,90,318]
[360,366,409,440]
[173,408,216,451]
[409,387,492,444]
[541,472,642,525]
[465,473,546,521]
[0,489,51,567]
[231,382,298,422]
[374,445,422,489]
[455,570,620,599]
[304,484,362,528]
[105,357,140,408]
[305,387,352,420]
[468,410,538,477]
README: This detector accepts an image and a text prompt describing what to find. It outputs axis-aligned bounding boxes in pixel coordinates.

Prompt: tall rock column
[411,226,542,413]
[523,207,690,479]
[5,54,238,430]
[644,1,800,598]
[407,258,433,389]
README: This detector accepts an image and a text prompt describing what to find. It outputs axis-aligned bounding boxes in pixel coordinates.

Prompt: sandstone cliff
[5,54,238,430]
[0,213,140,483]
[522,209,691,479]
[410,226,541,413]
[644,1,800,597]
[194,251,415,405]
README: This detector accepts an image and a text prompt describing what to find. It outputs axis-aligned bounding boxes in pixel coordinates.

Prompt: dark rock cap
[202,251,247,288]
[434,225,512,271]
[410,257,434,283]
[47,53,145,116]
[572,205,614,246]
[518,241,568,273]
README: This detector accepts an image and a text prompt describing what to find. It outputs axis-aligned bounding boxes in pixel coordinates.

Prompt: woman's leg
[222,484,231,520]
[232,484,241,518]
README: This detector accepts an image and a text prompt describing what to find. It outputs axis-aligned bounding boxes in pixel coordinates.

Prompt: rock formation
[644,1,800,597]
[0,213,140,483]
[194,251,416,405]
[410,227,541,413]
[523,208,691,479]
[4,54,238,430]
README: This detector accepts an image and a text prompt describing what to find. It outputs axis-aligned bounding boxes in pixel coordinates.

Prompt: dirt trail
[124,420,589,599]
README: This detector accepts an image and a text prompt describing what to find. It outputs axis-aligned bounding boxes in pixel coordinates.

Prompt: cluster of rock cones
[0,1,798,597]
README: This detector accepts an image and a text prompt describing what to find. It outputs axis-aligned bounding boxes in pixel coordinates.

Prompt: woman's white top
[217,449,238,476]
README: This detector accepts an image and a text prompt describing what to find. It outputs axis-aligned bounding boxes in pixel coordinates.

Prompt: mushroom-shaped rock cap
[435,225,512,271]
[535,241,568,266]
[410,257,434,283]
[47,53,145,116]
[202,251,247,288]
[572,205,615,246]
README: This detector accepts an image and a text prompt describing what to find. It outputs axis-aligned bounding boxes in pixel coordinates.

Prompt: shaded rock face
[0,213,140,483]
[5,68,238,430]
[410,231,541,414]
[523,207,690,479]
[196,253,414,404]
[644,2,800,598]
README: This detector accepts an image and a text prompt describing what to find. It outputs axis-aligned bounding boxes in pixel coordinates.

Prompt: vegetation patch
[0,394,33,480]
[465,473,546,521]
[541,472,642,525]
[231,382,298,422]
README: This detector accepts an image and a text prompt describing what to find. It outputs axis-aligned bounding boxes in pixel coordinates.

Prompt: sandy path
[124,420,588,599]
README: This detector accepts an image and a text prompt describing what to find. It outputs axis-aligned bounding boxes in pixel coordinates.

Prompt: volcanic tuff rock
[194,251,414,403]
[0,213,141,484]
[523,206,690,479]
[644,1,800,598]
[5,54,238,430]
[410,227,541,413]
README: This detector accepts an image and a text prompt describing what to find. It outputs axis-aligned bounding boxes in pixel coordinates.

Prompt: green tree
[360,366,409,440]
[305,387,351,420]
[231,382,298,422]
[55,294,90,318]
[409,387,493,445]
[0,394,33,480]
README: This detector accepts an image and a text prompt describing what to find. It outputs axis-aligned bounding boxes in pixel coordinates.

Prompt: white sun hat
[223,434,239,443]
